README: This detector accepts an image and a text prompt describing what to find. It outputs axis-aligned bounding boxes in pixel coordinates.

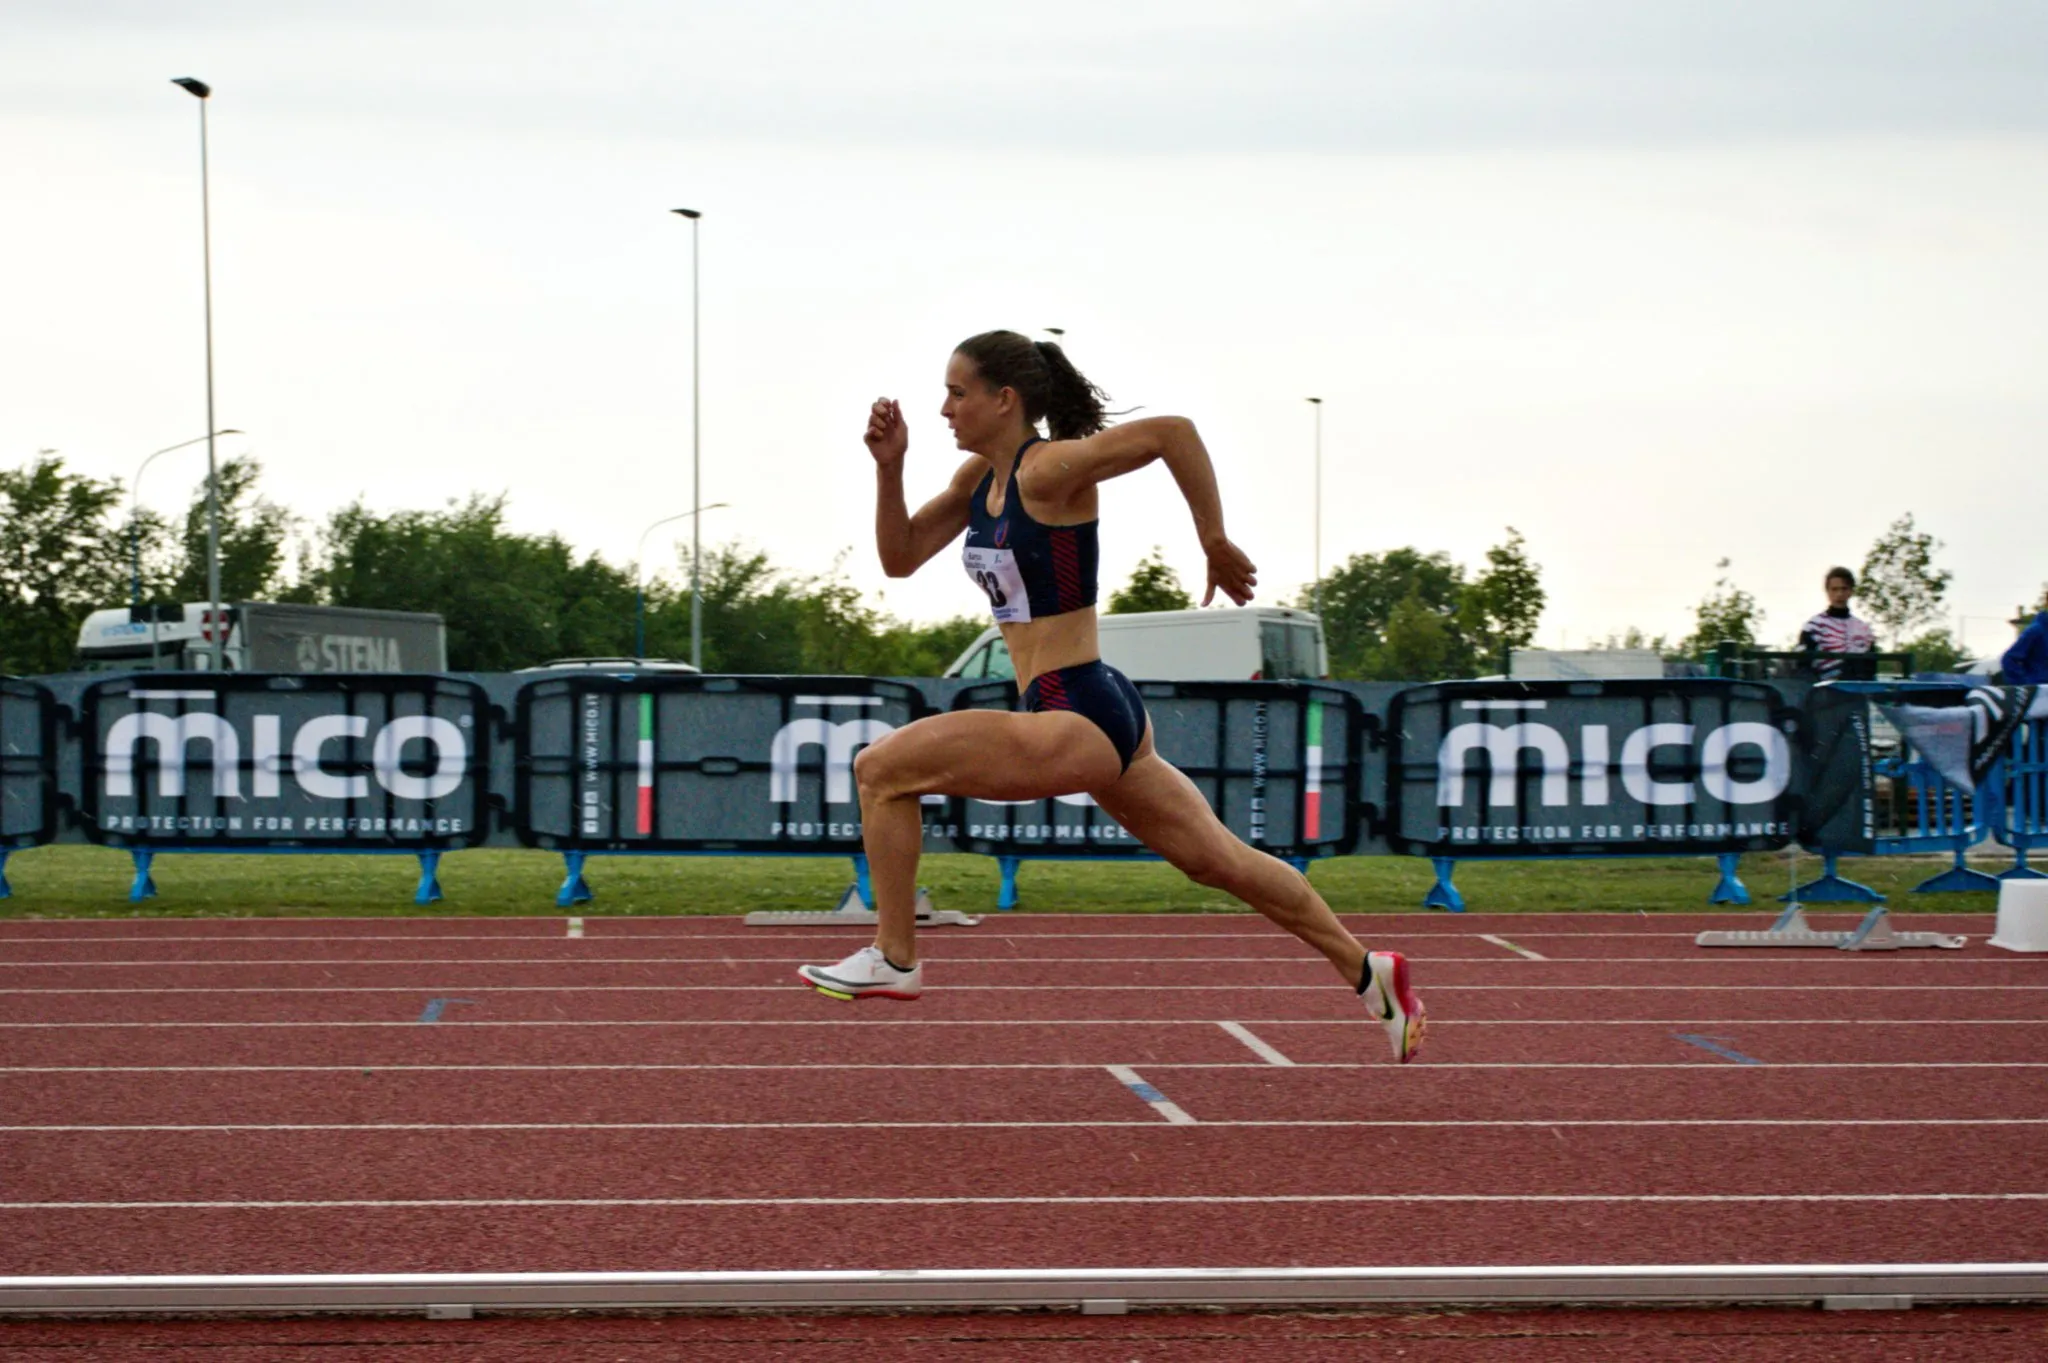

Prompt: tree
[170,456,297,604]
[1459,527,1545,669]
[0,454,130,674]
[1859,513,1951,648]
[1899,627,1965,673]
[1681,559,1762,660]
[1106,547,1193,614]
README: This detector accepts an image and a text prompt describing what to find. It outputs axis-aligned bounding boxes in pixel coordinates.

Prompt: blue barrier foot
[997,856,1021,911]
[415,851,444,906]
[1780,853,1882,904]
[1912,857,2001,894]
[1709,852,1751,905]
[1422,857,1465,913]
[556,851,594,908]
[852,855,875,909]
[0,849,9,899]
[1286,856,1311,876]
[129,850,157,903]
[1998,863,2048,881]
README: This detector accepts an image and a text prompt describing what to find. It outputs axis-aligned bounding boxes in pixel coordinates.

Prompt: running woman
[798,331,1424,1062]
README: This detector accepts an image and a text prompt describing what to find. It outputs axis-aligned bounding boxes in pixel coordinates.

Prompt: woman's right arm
[868,398,980,578]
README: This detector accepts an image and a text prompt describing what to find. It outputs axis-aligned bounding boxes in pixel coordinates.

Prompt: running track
[1,911,2044,1280]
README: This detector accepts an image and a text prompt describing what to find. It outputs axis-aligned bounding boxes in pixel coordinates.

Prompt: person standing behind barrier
[1798,567,1877,679]
[2005,606,2048,684]
[795,330,1425,1062]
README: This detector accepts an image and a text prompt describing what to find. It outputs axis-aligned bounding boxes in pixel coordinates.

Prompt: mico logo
[1436,720,1790,808]
[104,711,468,801]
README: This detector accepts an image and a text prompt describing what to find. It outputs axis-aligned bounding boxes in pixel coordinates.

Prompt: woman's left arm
[1034,416,1257,605]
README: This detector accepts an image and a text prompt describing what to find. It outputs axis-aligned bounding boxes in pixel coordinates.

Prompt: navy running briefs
[1020,659,1147,772]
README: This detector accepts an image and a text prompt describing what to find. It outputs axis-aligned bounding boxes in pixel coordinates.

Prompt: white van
[942,607,1327,682]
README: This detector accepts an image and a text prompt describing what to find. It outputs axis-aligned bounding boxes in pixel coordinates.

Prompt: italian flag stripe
[635,694,655,835]
[1303,698,1323,840]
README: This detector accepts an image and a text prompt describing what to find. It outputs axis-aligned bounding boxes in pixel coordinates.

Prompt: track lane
[5,1066,2045,1128]
[3,1201,2044,1276]
[7,1125,2046,1202]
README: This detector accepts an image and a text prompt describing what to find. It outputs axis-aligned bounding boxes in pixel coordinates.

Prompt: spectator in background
[2005,605,2048,685]
[1799,567,1877,679]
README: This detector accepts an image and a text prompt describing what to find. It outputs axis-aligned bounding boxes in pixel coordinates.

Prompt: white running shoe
[797,945,923,1001]
[1361,950,1425,1063]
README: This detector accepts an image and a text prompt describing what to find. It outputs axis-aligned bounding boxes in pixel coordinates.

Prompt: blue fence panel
[1994,716,2048,879]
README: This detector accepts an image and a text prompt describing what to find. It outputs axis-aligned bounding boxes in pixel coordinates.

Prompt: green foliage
[0,455,129,674]
[1859,513,1952,647]
[1899,627,1965,673]
[1298,529,1544,680]
[1681,560,1763,660]
[171,456,295,603]
[1106,547,1194,614]
[1593,626,1678,656]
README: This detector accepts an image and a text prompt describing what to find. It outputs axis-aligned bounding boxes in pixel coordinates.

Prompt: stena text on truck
[73,602,448,674]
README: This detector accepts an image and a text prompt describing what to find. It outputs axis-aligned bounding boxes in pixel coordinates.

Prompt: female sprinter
[797,331,1424,1062]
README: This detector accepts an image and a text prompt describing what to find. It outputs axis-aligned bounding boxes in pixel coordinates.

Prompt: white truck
[74,602,448,674]
[942,606,1327,682]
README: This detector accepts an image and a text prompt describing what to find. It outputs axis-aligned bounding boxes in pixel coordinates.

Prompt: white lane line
[1104,1066,1197,1124]
[5,984,2041,994]
[1218,1021,1295,1066]
[7,1193,2045,1211]
[0,1017,2042,1029]
[0,929,1986,944]
[8,1118,2048,1134]
[7,1062,2048,1073]
[565,919,584,939]
[0,949,2031,961]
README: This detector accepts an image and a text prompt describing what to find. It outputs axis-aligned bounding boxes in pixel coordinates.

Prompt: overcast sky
[6,0,2045,656]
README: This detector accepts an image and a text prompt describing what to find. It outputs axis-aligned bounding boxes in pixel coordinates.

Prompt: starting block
[743,883,981,928]
[1697,905,1965,951]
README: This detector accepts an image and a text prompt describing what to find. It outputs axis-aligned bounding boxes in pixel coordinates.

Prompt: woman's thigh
[1088,749,1245,878]
[859,708,1124,802]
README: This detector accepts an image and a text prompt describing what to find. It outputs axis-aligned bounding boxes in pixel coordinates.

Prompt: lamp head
[1307,397,1322,405]
[172,77,212,99]
[671,208,701,220]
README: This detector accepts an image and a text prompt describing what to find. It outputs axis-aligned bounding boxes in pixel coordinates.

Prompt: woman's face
[941,352,1018,452]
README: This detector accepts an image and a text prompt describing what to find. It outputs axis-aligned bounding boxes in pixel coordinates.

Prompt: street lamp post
[131,428,245,608]
[670,208,704,667]
[1307,397,1323,619]
[634,504,729,659]
[172,76,225,671]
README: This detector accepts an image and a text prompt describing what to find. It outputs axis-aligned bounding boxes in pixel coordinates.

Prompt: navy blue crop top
[961,436,1099,624]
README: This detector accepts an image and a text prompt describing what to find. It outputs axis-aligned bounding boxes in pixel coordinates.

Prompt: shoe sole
[1373,952,1427,1064]
[796,967,920,1002]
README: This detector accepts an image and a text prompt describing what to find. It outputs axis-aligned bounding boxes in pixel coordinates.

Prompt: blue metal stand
[1708,852,1751,905]
[1422,857,1465,912]
[129,849,158,902]
[997,855,1021,910]
[1781,851,1882,904]
[556,851,594,908]
[414,850,444,905]
[851,854,875,908]
[1286,856,1310,875]
[1911,848,2001,894]
[0,849,9,899]
[1999,845,2048,881]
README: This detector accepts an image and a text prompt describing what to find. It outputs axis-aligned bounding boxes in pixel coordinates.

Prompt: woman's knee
[853,741,904,801]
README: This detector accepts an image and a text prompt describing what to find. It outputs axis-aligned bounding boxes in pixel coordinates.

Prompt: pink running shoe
[1361,950,1426,1063]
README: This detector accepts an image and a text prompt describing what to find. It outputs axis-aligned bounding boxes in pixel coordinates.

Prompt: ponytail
[954,330,1113,440]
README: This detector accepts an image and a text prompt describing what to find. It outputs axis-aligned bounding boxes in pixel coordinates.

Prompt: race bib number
[962,545,1032,623]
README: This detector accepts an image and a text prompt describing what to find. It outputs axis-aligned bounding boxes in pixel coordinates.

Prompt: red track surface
[2,910,2045,1354]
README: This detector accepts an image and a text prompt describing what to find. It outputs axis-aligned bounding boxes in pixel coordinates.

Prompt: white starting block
[743,884,981,928]
[1697,905,1965,951]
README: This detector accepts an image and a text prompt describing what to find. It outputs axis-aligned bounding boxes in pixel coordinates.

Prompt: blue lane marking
[1128,1082,1168,1103]
[1672,1032,1763,1066]
[418,998,475,1024]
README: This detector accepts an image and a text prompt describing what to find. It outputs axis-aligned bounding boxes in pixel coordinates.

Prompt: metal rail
[2,1263,2045,1316]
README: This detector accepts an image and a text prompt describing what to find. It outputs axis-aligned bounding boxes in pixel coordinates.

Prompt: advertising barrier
[81,673,491,850]
[1386,679,1799,859]
[6,667,2014,911]
[0,679,58,897]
